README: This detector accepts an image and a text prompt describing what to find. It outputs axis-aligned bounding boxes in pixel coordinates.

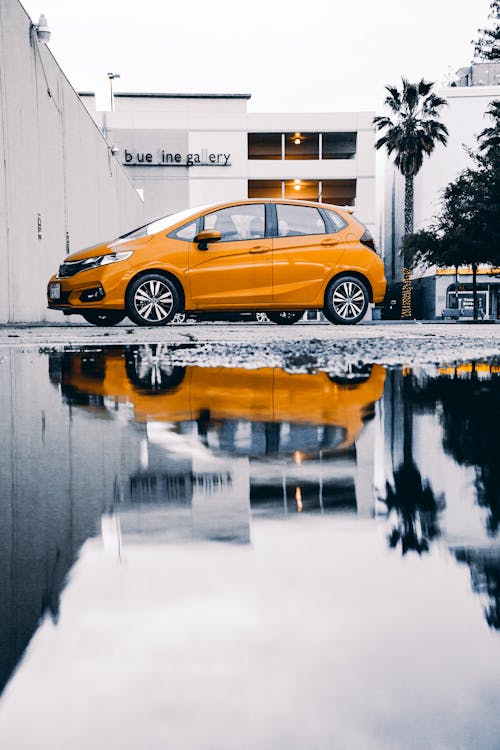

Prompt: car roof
[190,198,354,215]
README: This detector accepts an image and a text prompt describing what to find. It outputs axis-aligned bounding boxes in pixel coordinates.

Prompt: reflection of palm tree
[386,461,442,555]
[385,371,443,555]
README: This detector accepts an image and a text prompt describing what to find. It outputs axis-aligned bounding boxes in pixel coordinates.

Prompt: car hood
[64,237,143,262]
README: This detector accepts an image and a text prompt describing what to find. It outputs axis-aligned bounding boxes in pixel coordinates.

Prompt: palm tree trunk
[472,261,478,321]
[402,176,414,319]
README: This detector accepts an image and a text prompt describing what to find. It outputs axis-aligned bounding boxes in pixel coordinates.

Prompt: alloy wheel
[126,274,179,326]
[324,276,369,325]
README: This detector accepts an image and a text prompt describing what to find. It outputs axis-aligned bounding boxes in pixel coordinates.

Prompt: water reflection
[0,347,499,738]
[381,361,500,630]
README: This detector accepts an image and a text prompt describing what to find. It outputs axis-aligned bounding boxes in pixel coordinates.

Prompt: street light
[34,14,51,43]
[107,72,120,111]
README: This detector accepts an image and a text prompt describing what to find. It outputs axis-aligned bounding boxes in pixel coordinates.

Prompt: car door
[188,203,273,308]
[271,204,346,305]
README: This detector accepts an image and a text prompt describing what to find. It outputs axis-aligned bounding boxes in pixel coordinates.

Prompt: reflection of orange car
[47,198,386,327]
[51,347,385,452]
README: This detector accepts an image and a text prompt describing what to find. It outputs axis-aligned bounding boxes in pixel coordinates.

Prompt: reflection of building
[0,350,143,695]
[81,93,376,238]
[381,62,500,320]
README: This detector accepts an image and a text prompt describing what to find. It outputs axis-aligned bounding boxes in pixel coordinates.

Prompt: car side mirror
[195,229,221,251]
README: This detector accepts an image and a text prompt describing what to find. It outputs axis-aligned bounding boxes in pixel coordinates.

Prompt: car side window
[168,220,198,242]
[323,209,347,232]
[204,204,266,242]
[276,205,326,237]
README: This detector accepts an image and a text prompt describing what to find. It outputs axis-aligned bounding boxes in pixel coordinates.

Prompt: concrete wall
[0,0,144,324]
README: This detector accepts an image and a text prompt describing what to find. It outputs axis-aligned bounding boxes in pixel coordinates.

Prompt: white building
[381,63,500,320]
[81,93,376,238]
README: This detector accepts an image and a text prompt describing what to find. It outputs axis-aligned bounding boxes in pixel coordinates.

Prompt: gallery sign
[123,149,231,167]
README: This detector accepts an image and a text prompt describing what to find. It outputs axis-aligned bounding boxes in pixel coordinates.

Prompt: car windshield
[117,204,215,240]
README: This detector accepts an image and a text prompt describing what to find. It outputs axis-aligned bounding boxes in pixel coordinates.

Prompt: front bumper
[46,262,133,312]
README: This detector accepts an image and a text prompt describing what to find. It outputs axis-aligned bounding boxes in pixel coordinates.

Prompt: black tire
[266,311,303,325]
[126,274,180,326]
[125,344,186,392]
[323,276,369,325]
[81,310,125,326]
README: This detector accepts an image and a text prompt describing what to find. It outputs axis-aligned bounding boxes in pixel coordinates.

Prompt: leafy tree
[473,0,500,61]
[374,80,448,318]
[404,100,500,319]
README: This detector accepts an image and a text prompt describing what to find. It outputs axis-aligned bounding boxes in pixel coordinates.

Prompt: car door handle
[321,239,337,246]
[249,246,270,254]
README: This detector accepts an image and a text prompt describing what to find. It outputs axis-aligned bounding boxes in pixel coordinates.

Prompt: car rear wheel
[81,310,125,326]
[323,276,369,325]
[126,274,180,326]
[265,311,303,325]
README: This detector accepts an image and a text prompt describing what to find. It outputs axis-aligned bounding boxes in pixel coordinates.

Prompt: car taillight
[360,229,377,253]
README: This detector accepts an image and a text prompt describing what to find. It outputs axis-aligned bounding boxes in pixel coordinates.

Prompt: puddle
[0,346,499,749]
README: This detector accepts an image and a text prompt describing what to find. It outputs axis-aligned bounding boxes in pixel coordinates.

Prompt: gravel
[1,321,499,373]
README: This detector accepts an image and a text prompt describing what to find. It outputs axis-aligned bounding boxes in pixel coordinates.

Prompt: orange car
[47,199,386,326]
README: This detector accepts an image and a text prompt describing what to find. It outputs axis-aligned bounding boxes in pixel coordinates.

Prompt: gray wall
[0,0,144,323]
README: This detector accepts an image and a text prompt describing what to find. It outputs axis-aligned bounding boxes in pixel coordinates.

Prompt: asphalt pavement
[0,320,499,374]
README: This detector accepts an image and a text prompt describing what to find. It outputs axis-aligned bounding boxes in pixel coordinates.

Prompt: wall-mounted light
[34,14,51,43]
[109,144,120,157]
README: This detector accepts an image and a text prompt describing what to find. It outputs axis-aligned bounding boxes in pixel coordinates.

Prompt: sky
[21,0,493,113]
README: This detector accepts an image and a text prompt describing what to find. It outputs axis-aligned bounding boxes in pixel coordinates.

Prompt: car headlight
[81,251,134,271]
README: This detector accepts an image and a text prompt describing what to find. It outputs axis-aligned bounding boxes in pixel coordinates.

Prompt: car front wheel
[81,310,125,326]
[323,276,369,325]
[265,311,303,325]
[126,274,180,326]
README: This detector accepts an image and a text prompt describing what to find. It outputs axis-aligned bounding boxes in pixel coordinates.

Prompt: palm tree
[374,79,448,318]
[478,99,500,161]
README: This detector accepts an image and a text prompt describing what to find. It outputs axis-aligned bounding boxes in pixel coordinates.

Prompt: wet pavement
[0,338,499,749]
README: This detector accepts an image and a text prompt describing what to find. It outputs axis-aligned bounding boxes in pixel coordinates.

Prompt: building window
[446,283,488,315]
[322,132,357,159]
[248,180,283,199]
[322,179,356,206]
[284,179,319,201]
[285,132,319,160]
[248,133,282,160]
